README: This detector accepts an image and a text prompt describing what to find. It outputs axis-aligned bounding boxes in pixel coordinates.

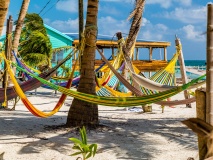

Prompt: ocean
[176,60,206,68]
[175,60,206,79]
[144,60,206,79]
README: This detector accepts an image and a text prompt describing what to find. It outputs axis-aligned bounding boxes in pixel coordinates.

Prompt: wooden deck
[72,60,168,72]
[132,60,168,72]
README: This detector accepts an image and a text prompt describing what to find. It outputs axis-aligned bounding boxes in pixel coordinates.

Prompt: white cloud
[139,23,168,41]
[146,0,172,9]
[181,25,205,41]
[141,30,163,40]
[101,0,192,8]
[156,24,168,31]
[174,0,192,6]
[99,5,121,16]
[45,18,79,33]
[98,16,130,35]
[142,17,150,26]
[44,16,130,35]
[101,0,131,2]
[162,6,206,24]
[56,0,78,13]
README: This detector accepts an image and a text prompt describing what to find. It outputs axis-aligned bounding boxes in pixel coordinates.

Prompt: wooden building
[66,33,171,72]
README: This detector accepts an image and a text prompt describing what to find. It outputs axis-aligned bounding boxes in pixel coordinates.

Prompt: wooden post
[206,4,213,124]
[196,88,207,160]
[164,47,167,61]
[149,72,152,78]
[176,36,191,107]
[149,47,153,61]
[2,15,13,107]
[136,48,139,60]
[78,0,83,71]
[101,48,104,60]
[112,47,114,60]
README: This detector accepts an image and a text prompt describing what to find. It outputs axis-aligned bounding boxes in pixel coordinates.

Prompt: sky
[5,0,212,60]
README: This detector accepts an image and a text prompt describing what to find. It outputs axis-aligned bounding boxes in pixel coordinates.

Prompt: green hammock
[12,62,205,107]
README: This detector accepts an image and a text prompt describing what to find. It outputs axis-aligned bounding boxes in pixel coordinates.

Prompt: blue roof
[0,24,73,42]
[44,24,73,41]
[65,33,116,41]
[65,33,168,43]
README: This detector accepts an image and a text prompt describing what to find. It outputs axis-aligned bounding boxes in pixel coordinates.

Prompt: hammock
[123,43,180,91]
[1,52,78,117]
[93,37,178,97]
[96,63,127,96]
[42,55,114,89]
[12,51,34,80]
[96,47,204,105]
[0,51,73,103]
[11,60,205,108]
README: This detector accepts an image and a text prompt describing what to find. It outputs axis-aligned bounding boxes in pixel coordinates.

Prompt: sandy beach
[0,87,201,160]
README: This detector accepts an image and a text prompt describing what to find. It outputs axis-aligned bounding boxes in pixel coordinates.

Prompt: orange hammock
[4,52,79,118]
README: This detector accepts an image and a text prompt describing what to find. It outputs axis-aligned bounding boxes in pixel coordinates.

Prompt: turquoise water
[175,69,205,79]
[176,60,206,67]
[144,60,206,80]
[176,60,206,79]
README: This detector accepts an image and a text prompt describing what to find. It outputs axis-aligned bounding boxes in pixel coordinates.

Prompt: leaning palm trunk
[66,0,99,127]
[12,0,30,73]
[122,0,146,92]
[125,0,145,52]
[13,0,30,53]
[0,0,10,35]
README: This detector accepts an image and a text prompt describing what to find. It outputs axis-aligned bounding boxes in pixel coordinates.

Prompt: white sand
[0,87,200,160]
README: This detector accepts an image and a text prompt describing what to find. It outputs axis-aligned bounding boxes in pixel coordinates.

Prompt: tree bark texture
[66,0,99,127]
[125,0,145,53]
[12,0,30,73]
[206,4,213,125]
[122,0,146,93]
[13,0,30,53]
[0,0,10,35]
[196,88,207,160]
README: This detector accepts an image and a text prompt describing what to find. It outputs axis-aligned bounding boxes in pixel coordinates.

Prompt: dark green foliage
[18,13,52,68]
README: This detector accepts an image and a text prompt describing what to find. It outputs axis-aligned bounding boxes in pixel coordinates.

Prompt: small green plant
[69,126,98,160]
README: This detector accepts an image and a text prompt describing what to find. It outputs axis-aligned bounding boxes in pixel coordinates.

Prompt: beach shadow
[0,105,198,160]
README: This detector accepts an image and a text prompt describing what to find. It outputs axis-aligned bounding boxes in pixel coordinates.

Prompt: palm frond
[22,53,48,67]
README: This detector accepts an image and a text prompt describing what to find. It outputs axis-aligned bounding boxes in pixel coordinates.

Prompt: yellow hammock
[2,51,78,118]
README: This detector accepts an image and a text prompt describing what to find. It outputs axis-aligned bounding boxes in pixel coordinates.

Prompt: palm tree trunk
[125,0,146,55]
[66,0,99,127]
[0,0,10,35]
[12,0,30,73]
[123,0,146,92]
[13,0,30,53]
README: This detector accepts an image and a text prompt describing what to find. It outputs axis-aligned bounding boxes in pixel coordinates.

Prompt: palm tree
[0,0,10,35]
[121,0,146,91]
[13,0,30,54]
[12,0,30,73]
[19,30,52,68]
[18,13,52,69]
[125,0,146,52]
[66,0,99,127]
